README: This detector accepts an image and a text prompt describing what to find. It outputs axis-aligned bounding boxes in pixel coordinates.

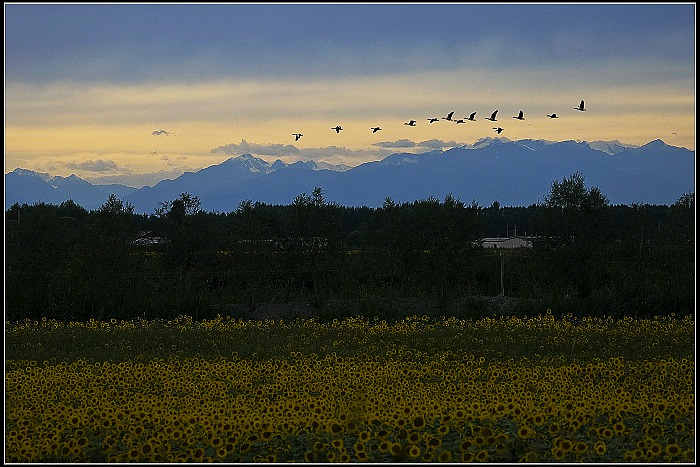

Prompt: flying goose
[371,127,382,133]
[455,119,466,124]
[575,100,586,111]
[493,127,504,134]
[546,113,558,118]
[513,110,524,120]
[466,112,477,121]
[442,111,455,121]
[332,126,343,133]
[292,133,303,141]
[405,120,417,126]
[427,117,439,123]
[485,110,498,121]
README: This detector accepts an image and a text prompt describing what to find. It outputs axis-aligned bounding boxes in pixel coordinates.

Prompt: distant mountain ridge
[5,138,694,213]
[5,169,138,211]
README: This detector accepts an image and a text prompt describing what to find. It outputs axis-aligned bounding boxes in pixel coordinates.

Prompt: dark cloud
[373,139,463,150]
[64,159,119,172]
[417,139,463,149]
[7,4,692,85]
[152,129,175,136]
[211,139,301,157]
[299,146,372,159]
[159,154,187,167]
[210,139,468,167]
[212,140,394,163]
[372,139,417,149]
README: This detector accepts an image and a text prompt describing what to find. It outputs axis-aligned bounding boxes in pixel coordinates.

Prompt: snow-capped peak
[225,154,272,173]
[469,136,512,149]
[11,168,53,182]
[588,140,640,154]
[269,159,351,172]
[314,161,351,172]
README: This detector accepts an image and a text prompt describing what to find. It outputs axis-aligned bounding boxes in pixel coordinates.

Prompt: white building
[479,236,534,249]
[131,230,167,246]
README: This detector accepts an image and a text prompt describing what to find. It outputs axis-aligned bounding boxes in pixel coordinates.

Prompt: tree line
[5,172,694,322]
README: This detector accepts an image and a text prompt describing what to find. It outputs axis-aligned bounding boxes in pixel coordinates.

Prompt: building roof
[478,236,534,248]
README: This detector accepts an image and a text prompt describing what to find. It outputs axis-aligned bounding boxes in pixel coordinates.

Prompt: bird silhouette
[405,120,417,126]
[455,119,465,124]
[427,118,439,123]
[371,127,382,133]
[292,133,303,141]
[493,127,504,134]
[442,111,455,121]
[513,110,524,120]
[485,110,498,121]
[332,126,343,133]
[466,112,477,121]
[546,113,558,118]
[575,100,586,111]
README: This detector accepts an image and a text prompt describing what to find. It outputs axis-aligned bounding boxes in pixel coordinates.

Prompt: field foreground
[5,312,695,463]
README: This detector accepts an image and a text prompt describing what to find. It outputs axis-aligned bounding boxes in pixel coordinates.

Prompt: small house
[479,236,534,249]
[131,230,167,246]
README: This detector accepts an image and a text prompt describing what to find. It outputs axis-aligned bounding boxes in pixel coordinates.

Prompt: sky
[4,3,696,188]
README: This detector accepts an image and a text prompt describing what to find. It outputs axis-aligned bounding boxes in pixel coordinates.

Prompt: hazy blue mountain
[5,169,136,210]
[5,169,63,207]
[195,138,693,211]
[123,154,351,213]
[5,139,695,213]
[204,165,342,212]
[124,154,271,214]
[51,174,137,210]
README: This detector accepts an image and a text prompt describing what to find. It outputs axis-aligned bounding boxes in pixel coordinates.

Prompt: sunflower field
[5,311,695,463]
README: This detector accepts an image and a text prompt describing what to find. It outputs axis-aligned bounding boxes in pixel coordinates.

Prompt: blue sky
[5,3,696,187]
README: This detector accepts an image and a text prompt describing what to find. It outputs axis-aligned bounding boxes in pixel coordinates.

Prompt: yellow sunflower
[551,446,565,460]
[665,444,681,458]
[594,441,606,456]
[517,425,534,439]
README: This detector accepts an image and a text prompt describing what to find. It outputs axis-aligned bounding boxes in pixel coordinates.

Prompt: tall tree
[155,193,214,316]
[65,194,139,319]
[99,193,135,215]
[538,171,611,300]
[287,187,344,307]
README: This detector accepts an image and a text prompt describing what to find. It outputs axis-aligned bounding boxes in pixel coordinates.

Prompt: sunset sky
[5,3,696,188]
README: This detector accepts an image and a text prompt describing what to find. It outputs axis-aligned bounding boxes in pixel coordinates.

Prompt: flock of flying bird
[291,100,586,141]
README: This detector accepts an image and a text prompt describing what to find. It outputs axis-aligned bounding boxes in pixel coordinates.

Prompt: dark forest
[5,172,694,323]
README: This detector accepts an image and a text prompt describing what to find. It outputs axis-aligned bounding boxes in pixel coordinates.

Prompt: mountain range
[5,138,695,213]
